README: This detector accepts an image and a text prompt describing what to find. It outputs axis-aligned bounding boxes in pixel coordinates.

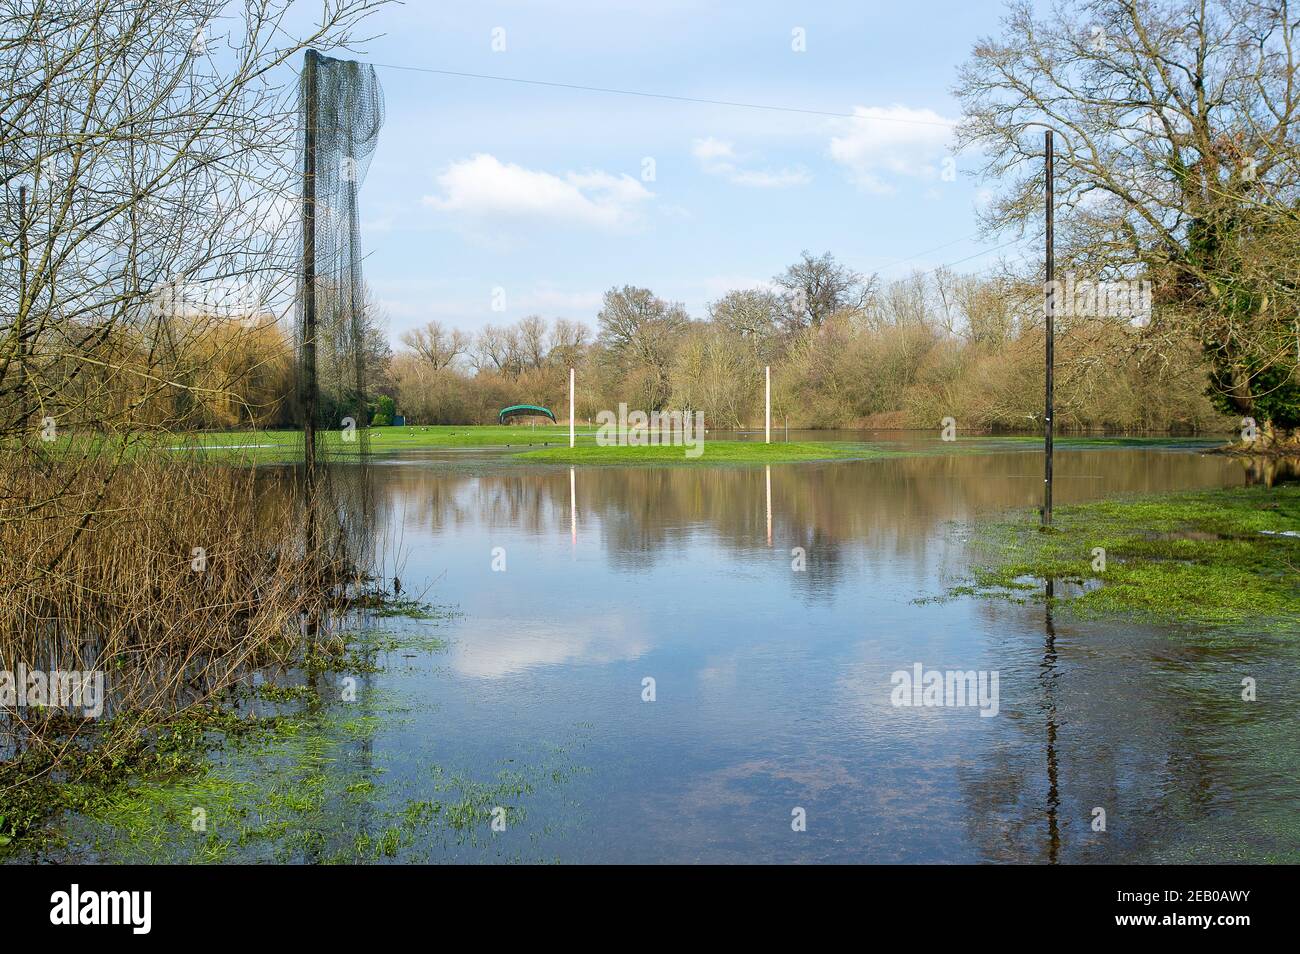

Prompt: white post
[569,367,575,448]
[765,365,771,444]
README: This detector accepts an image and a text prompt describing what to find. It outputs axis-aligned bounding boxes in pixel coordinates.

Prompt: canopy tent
[498,404,557,424]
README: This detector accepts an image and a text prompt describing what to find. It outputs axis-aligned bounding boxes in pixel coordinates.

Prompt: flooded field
[20,441,1300,863]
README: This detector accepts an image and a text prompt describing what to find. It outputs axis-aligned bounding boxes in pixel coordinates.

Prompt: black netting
[296,49,384,460]
[294,50,384,582]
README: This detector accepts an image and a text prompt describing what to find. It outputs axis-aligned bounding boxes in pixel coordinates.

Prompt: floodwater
[41,440,1300,863]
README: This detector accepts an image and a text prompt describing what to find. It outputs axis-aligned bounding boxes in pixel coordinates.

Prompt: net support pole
[569,367,575,448]
[346,120,367,452]
[1043,130,1054,528]
[302,49,320,487]
[17,184,27,436]
[765,365,771,444]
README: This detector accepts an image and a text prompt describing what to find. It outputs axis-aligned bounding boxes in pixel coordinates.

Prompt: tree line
[389,250,1227,434]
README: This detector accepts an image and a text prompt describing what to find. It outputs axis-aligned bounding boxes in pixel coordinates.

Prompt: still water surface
[60,441,1300,862]
[288,440,1294,863]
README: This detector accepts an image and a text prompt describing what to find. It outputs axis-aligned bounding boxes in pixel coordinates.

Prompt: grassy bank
[164,424,585,462]
[956,485,1300,631]
[146,426,890,465]
[145,426,1225,465]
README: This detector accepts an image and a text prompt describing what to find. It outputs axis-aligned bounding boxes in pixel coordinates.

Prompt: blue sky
[324,1,1031,343]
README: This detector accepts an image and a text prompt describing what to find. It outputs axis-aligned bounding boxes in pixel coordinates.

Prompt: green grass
[956,485,1300,632]
[514,440,891,465]
[159,427,897,465]
[164,424,587,463]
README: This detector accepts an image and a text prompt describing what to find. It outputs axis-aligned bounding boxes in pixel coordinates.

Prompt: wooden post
[569,367,575,448]
[1043,129,1055,527]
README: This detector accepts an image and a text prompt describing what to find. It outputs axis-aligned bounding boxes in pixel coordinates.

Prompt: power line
[368,62,956,128]
[869,234,1032,281]
[922,235,1031,274]
[870,230,989,274]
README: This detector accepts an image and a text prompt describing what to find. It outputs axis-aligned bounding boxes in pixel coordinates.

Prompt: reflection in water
[766,465,772,548]
[224,445,1296,863]
[1242,454,1300,487]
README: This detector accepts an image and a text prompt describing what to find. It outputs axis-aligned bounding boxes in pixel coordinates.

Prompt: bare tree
[709,288,783,359]
[0,0,388,443]
[548,317,590,367]
[471,323,513,375]
[773,251,875,332]
[401,319,469,370]
[596,285,689,408]
[516,314,548,370]
[955,0,1300,439]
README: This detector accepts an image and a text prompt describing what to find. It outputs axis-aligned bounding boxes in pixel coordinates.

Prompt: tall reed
[0,448,361,769]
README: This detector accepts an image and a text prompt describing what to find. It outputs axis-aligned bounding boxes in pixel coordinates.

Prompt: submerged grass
[955,484,1300,632]
[0,618,572,864]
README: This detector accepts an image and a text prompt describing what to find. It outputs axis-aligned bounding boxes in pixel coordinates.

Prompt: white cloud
[422,153,653,230]
[691,137,811,188]
[450,614,649,679]
[692,136,737,163]
[828,105,956,194]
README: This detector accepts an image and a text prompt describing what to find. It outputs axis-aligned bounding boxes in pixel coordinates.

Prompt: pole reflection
[765,465,772,547]
[1042,577,1060,864]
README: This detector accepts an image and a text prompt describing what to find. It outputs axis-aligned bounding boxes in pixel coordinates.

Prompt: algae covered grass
[0,621,581,864]
[956,485,1300,632]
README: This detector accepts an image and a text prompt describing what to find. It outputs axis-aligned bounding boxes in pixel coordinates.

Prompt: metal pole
[1043,130,1055,527]
[302,49,319,485]
[569,367,575,448]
